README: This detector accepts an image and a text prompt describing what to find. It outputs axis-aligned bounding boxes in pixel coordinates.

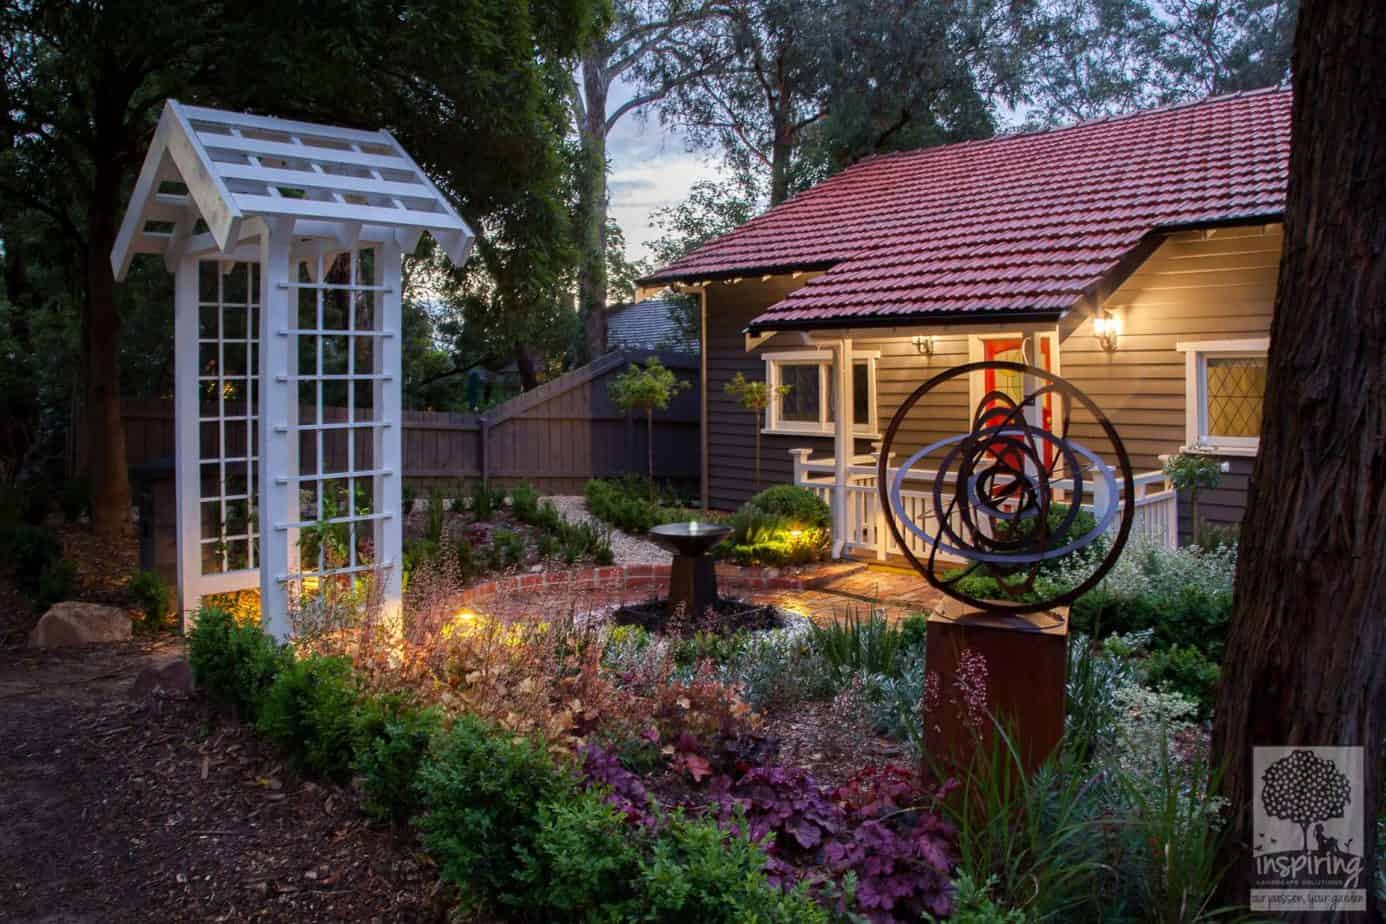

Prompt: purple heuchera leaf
[579,744,658,830]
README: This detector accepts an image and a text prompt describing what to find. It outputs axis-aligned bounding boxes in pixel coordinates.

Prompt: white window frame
[762,349,879,437]
[1176,338,1269,456]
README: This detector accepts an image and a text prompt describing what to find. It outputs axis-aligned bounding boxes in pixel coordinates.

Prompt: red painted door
[981,337,1054,470]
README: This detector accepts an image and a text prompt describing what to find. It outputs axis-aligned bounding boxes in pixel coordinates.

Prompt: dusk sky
[602,77,722,267]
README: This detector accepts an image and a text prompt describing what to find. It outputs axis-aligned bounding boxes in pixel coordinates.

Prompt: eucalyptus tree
[1021,0,1296,126]
[643,0,1032,205]
[571,0,722,358]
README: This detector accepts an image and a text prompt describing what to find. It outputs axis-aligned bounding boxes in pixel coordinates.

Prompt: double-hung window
[1177,338,1269,455]
[762,350,878,436]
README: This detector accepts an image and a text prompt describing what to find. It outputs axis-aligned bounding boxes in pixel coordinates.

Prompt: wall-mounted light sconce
[1092,309,1122,352]
[912,335,936,357]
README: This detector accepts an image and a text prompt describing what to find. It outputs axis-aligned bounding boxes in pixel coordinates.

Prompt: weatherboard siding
[1064,224,1282,534]
[704,225,1282,535]
[705,277,831,510]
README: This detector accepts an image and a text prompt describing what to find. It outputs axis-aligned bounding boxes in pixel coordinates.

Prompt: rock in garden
[129,659,195,698]
[28,601,133,648]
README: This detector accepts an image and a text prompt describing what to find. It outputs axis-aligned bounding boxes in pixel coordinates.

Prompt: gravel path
[548,495,672,565]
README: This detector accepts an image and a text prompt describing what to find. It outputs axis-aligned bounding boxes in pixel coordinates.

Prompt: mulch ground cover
[0,638,458,924]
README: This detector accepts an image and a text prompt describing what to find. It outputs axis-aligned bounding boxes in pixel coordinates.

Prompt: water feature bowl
[648,521,733,557]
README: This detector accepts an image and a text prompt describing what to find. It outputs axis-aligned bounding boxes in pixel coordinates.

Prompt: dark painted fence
[122,349,699,495]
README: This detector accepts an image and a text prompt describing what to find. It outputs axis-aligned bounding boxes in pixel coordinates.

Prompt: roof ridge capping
[111,99,475,280]
[848,84,1291,170]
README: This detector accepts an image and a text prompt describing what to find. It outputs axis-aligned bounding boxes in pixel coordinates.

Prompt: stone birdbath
[647,521,734,621]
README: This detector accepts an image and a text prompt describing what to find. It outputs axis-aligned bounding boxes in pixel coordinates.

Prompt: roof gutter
[743,308,1067,335]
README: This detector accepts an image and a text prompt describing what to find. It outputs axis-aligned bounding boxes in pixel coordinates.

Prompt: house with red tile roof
[641,88,1289,557]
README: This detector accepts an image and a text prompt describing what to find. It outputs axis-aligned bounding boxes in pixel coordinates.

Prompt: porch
[790,447,1180,562]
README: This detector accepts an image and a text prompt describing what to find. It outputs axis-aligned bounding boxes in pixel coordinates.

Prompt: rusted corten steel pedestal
[924,599,1069,776]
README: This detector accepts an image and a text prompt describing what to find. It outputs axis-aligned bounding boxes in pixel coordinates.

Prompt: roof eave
[635,260,838,288]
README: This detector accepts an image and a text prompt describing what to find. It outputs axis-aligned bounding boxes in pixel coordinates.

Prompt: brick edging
[455,562,817,606]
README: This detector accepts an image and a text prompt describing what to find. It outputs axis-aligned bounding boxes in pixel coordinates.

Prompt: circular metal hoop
[876,361,1136,616]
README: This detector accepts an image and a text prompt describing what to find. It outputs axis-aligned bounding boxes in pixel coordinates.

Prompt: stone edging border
[455,563,840,606]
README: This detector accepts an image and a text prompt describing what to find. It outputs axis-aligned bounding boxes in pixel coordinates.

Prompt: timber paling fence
[123,349,700,496]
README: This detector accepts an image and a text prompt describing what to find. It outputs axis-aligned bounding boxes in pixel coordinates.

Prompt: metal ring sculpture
[877,361,1135,617]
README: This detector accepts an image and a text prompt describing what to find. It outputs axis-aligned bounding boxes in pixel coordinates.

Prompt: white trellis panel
[115,102,472,639]
[174,256,268,609]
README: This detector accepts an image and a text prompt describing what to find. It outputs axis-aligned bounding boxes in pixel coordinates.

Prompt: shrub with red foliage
[833,764,919,819]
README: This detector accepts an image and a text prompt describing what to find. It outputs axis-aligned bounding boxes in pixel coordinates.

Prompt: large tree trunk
[513,345,539,392]
[769,121,793,206]
[578,55,611,361]
[1211,1,1386,918]
[82,157,133,540]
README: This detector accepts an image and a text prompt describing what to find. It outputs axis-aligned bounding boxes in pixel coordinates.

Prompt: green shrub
[1065,542,1235,671]
[401,482,417,516]
[899,613,929,653]
[515,788,644,921]
[672,629,752,667]
[535,531,560,560]
[1064,634,1136,762]
[723,629,837,710]
[127,570,172,631]
[352,692,443,821]
[992,502,1101,576]
[1144,644,1221,718]
[584,478,682,533]
[187,606,290,718]
[35,559,77,609]
[745,484,831,530]
[256,655,361,781]
[424,486,447,545]
[720,486,831,566]
[0,524,60,593]
[636,812,828,923]
[470,481,505,522]
[926,873,1026,923]
[510,483,539,521]
[489,528,527,568]
[416,714,577,914]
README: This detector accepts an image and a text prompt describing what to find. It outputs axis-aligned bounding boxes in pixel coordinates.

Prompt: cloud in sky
[603,76,722,266]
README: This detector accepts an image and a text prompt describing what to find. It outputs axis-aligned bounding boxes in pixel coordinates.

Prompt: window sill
[1179,443,1259,458]
[763,427,881,440]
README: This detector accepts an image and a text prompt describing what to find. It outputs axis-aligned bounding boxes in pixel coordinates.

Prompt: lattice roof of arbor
[111,100,473,280]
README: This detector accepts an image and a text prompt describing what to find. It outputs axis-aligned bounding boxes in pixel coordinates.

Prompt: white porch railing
[790,448,1180,561]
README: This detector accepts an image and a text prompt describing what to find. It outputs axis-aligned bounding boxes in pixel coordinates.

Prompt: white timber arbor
[111,100,473,639]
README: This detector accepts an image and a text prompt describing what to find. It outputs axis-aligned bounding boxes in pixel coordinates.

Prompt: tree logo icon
[1251,745,1365,914]
[1260,749,1353,853]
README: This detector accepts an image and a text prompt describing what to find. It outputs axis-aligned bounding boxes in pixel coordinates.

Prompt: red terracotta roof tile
[644,89,1290,329]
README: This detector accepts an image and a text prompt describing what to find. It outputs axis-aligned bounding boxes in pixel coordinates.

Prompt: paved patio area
[757,564,943,624]
[461,561,942,627]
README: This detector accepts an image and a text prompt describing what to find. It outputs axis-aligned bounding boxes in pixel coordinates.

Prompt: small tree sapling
[608,358,690,497]
[724,371,789,491]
